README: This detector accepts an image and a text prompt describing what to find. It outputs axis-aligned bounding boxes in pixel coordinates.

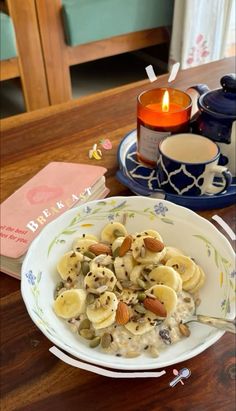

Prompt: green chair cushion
[0,12,17,61]
[62,0,174,46]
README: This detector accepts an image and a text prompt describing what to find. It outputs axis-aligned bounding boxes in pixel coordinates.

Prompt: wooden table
[1,57,236,411]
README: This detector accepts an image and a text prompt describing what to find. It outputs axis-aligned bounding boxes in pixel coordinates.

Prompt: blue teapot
[189,74,236,176]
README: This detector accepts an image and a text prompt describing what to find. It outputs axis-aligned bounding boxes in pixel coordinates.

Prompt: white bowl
[21,197,235,370]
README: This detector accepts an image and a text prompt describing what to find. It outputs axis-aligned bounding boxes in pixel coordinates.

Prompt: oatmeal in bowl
[21,197,235,370]
[53,222,205,359]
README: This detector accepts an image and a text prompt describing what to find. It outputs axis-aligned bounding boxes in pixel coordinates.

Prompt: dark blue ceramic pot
[190,74,236,144]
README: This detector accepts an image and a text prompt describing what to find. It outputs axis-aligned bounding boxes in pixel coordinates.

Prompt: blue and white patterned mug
[156,134,232,196]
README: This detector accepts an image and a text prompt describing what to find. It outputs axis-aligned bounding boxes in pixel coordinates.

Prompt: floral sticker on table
[100,138,112,150]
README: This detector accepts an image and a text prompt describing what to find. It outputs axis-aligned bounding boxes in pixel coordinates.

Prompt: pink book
[0,162,109,278]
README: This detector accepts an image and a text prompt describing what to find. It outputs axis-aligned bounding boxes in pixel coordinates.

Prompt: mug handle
[206,165,232,195]
[186,84,210,121]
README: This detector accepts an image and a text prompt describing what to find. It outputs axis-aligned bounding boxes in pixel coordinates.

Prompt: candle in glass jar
[137,88,192,166]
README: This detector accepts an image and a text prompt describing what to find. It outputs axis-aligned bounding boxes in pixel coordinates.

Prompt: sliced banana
[125,312,157,335]
[73,237,97,253]
[53,289,86,319]
[166,256,196,282]
[93,312,116,330]
[132,236,166,264]
[86,291,118,323]
[74,233,98,242]
[148,266,181,292]
[190,266,206,294]
[130,265,145,284]
[182,265,202,291]
[140,229,163,240]
[114,253,135,280]
[161,246,185,264]
[101,222,128,244]
[57,250,83,281]
[111,236,125,254]
[89,254,113,272]
[84,266,116,291]
[148,285,177,315]
[83,234,99,241]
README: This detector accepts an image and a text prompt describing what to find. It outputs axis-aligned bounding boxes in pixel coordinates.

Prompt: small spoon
[173,369,184,385]
[184,314,236,333]
[169,368,191,387]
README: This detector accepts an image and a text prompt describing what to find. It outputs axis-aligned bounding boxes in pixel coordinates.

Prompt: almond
[178,323,191,337]
[143,237,165,253]
[119,235,133,257]
[115,301,130,325]
[88,243,112,256]
[143,297,167,317]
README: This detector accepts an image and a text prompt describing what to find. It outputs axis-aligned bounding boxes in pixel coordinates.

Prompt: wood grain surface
[1,58,236,411]
[0,57,19,81]
[6,0,50,111]
[36,0,72,104]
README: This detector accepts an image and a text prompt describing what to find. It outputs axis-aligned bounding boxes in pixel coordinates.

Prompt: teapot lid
[200,74,236,117]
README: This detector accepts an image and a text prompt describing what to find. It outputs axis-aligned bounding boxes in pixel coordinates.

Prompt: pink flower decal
[186,34,210,67]
[201,50,210,57]
[26,186,63,204]
[100,138,112,150]
[196,34,204,44]
[187,57,194,65]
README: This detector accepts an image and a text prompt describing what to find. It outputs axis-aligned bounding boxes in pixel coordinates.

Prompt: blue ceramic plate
[116,130,236,210]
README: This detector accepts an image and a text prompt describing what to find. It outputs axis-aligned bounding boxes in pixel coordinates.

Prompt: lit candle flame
[162,90,169,112]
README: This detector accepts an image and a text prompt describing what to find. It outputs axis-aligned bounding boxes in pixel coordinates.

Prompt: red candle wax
[144,102,188,128]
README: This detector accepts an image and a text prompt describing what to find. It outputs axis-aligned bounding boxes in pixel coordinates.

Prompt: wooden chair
[36,0,171,105]
[0,0,49,111]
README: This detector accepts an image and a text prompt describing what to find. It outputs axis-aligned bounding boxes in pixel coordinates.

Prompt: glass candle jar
[137,88,192,166]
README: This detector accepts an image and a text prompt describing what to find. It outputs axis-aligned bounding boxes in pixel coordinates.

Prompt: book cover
[0,162,109,262]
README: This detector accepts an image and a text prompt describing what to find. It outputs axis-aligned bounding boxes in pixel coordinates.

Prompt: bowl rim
[21,196,234,370]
